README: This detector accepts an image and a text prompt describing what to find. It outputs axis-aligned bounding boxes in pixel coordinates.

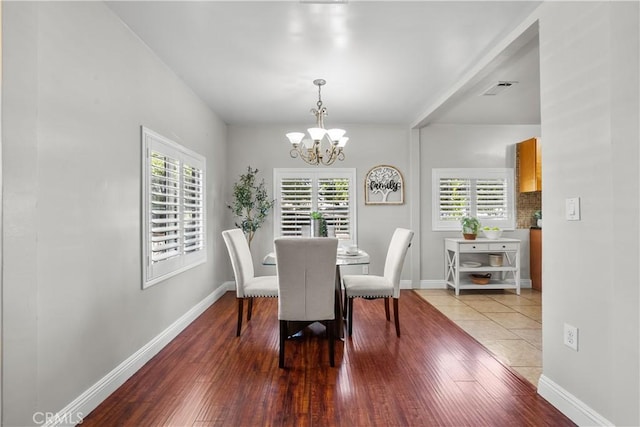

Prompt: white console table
[444,237,521,296]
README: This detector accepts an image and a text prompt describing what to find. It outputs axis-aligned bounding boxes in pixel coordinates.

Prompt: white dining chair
[342,228,414,337]
[275,237,338,368]
[222,228,278,337]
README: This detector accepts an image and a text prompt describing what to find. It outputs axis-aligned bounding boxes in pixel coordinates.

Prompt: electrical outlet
[564,323,578,351]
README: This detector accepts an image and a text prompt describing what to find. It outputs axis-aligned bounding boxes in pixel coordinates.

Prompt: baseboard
[46,285,229,427]
[410,279,532,290]
[537,374,613,426]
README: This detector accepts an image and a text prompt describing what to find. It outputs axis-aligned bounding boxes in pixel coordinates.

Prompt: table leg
[335,265,345,340]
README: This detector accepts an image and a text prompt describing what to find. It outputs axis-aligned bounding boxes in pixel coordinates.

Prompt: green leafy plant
[310,211,327,237]
[533,210,542,220]
[227,166,274,247]
[310,211,323,220]
[460,216,481,235]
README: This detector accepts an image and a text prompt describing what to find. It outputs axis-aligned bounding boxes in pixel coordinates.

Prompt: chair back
[275,237,338,321]
[383,228,414,297]
[222,229,254,298]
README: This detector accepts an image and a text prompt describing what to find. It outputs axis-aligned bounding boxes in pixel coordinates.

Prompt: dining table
[263,247,370,339]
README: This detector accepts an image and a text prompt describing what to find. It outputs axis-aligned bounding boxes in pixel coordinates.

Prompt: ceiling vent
[481,81,518,96]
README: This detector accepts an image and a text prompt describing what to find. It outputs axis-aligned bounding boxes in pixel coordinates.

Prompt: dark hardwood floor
[83,290,574,426]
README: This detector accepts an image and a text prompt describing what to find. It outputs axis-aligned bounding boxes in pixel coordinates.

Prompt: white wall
[226,125,412,279]
[4,2,638,426]
[419,124,541,282]
[2,3,229,425]
[537,2,639,425]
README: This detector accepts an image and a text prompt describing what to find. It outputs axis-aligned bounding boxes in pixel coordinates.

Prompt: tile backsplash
[515,143,541,229]
[517,191,541,228]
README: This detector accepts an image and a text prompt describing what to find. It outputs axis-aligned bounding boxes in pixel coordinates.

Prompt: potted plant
[310,211,327,237]
[460,216,481,240]
[227,166,275,247]
[533,210,542,227]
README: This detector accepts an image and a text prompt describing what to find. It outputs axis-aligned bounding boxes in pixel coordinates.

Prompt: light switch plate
[566,197,581,220]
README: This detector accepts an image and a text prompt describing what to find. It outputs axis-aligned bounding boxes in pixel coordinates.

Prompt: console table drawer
[489,243,518,251]
[459,243,489,252]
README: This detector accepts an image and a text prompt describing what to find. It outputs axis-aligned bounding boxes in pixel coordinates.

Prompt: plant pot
[462,233,477,240]
[311,218,322,237]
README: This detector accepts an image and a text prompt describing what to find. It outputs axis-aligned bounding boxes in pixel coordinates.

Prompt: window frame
[141,127,206,288]
[432,168,515,231]
[273,168,357,245]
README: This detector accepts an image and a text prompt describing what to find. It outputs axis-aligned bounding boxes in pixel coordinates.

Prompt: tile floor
[414,288,542,387]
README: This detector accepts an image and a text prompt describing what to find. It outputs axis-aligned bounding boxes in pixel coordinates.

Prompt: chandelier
[285,79,348,166]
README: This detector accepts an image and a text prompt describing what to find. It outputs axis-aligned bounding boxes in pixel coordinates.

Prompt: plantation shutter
[476,178,508,221]
[318,177,351,238]
[437,177,471,222]
[183,162,205,254]
[274,169,357,244]
[143,127,207,288]
[279,177,312,236]
[150,151,182,263]
[432,168,514,231]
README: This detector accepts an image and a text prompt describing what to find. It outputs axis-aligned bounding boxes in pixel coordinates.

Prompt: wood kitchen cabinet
[530,228,542,291]
[518,137,541,192]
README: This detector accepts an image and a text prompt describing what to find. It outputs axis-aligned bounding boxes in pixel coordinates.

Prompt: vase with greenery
[310,211,327,237]
[460,216,481,240]
[227,166,275,247]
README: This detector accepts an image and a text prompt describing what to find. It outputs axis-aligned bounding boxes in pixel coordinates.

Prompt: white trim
[411,279,531,290]
[223,280,236,292]
[416,280,448,289]
[45,286,228,427]
[537,375,614,427]
[399,279,415,289]
[142,126,207,288]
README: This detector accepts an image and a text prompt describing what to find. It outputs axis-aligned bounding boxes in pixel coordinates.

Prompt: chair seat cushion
[244,275,278,297]
[342,274,393,298]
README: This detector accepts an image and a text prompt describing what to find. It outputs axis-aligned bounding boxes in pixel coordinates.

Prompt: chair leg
[279,320,287,368]
[393,298,401,337]
[327,320,335,367]
[236,298,244,337]
[384,297,390,321]
[247,297,254,321]
[348,298,354,337]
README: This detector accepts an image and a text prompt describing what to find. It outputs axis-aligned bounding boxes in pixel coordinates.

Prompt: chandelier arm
[319,144,340,166]
[290,145,320,166]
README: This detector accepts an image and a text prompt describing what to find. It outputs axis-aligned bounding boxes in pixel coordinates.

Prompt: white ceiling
[107,1,541,127]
